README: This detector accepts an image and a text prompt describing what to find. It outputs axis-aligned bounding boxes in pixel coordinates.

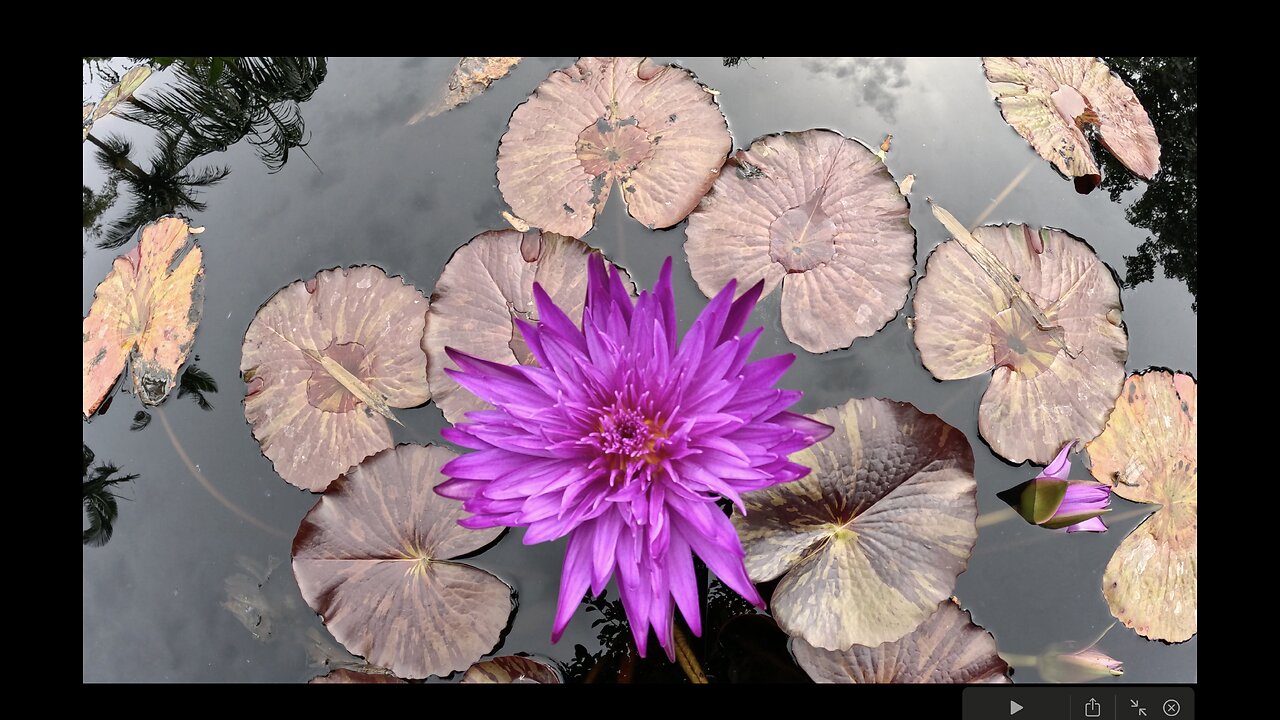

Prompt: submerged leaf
[423,230,633,423]
[82,216,205,417]
[309,668,406,684]
[734,397,976,650]
[1087,370,1197,642]
[292,444,514,680]
[793,599,1010,683]
[912,223,1128,464]
[685,129,915,353]
[497,57,732,237]
[982,57,1160,192]
[462,656,563,684]
[408,56,521,124]
[241,266,430,492]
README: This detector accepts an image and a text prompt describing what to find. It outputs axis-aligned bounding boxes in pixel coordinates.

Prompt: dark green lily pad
[793,599,1011,683]
[734,397,977,650]
[292,444,514,680]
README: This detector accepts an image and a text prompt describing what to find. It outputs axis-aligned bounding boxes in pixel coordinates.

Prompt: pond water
[82,57,1197,683]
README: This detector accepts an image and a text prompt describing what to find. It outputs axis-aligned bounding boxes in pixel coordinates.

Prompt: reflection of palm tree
[177,363,218,410]
[82,443,138,547]
[1097,57,1197,311]
[86,130,230,248]
[120,57,328,173]
[128,363,218,431]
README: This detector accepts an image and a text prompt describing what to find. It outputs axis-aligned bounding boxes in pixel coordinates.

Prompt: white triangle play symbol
[1010,700,1023,716]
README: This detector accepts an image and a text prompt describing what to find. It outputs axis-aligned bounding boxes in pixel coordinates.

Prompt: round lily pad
[423,229,633,423]
[497,57,731,237]
[912,223,1128,465]
[83,216,204,417]
[461,655,563,684]
[292,444,514,680]
[1087,370,1197,642]
[734,397,977,651]
[793,599,1011,683]
[241,266,430,492]
[685,129,916,353]
[982,57,1160,192]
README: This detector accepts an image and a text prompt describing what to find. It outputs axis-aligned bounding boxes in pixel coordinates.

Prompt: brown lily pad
[309,669,406,684]
[734,397,977,651]
[241,266,430,492]
[461,656,563,684]
[912,222,1128,465]
[1087,370,1197,642]
[685,129,916,353]
[83,64,152,141]
[982,57,1160,193]
[293,444,514,680]
[496,57,731,237]
[793,599,1011,683]
[408,56,521,124]
[83,216,205,417]
[423,229,633,424]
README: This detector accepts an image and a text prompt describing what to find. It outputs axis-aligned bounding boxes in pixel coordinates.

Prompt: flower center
[591,404,668,470]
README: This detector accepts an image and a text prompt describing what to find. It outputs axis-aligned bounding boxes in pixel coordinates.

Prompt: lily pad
[734,397,977,650]
[461,655,563,684]
[82,216,205,418]
[241,266,430,492]
[83,64,153,141]
[912,222,1128,465]
[1087,370,1197,642]
[309,669,406,684]
[496,57,731,237]
[408,57,521,124]
[685,129,916,353]
[982,57,1160,193]
[423,229,633,423]
[793,599,1011,683]
[293,444,514,680]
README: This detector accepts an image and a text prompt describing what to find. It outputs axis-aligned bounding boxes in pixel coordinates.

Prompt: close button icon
[1163,700,1181,717]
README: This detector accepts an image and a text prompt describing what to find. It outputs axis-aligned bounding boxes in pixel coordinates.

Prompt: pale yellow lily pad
[1088,370,1197,642]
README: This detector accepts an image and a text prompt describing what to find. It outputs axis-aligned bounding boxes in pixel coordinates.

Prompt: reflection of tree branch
[1096,57,1197,310]
[155,407,288,539]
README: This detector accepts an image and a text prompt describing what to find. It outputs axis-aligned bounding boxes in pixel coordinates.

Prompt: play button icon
[1010,700,1023,716]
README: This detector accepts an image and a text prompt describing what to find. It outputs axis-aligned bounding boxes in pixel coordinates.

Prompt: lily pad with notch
[734,397,977,651]
[497,57,731,237]
[1087,370,1197,642]
[684,129,916,353]
[982,57,1160,193]
[293,444,514,680]
[793,598,1011,683]
[911,213,1128,465]
[423,229,633,423]
[241,266,430,492]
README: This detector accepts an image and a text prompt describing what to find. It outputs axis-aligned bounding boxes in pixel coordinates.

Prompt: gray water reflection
[83,57,1196,683]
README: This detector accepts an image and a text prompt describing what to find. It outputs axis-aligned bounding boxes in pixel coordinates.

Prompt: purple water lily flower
[436,254,832,660]
[1017,442,1111,533]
